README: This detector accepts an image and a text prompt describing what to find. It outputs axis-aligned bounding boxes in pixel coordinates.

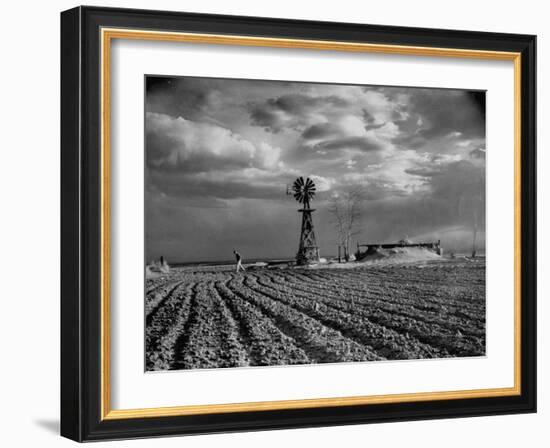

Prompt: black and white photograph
[144,75,486,372]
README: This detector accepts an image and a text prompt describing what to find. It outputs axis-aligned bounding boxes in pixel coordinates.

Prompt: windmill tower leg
[296,208,319,265]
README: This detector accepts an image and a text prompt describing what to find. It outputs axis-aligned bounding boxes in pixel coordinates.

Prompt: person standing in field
[233,249,246,272]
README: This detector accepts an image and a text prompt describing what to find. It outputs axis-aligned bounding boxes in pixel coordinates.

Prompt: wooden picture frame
[61,5,536,442]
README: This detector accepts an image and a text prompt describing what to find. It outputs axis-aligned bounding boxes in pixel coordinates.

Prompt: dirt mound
[357,246,441,265]
[146,260,171,278]
[311,247,441,270]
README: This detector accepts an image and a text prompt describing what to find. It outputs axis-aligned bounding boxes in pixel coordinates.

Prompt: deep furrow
[267,272,485,335]
[255,274,483,357]
[146,282,194,370]
[248,274,441,359]
[215,279,311,366]
[145,280,186,324]
[169,283,201,370]
[210,281,251,367]
[299,267,484,301]
[291,270,476,316]
[286,268,485,321]
[293,270,485,311]
[349,265,486,289]
[146,277,174,295]
[228,276,383,363]
[171,281,248,370]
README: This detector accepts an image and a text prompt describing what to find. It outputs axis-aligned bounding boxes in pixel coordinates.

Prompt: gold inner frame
[100,27,522,421]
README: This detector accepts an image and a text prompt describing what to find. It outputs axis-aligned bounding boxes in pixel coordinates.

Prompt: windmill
[292,176,320,265]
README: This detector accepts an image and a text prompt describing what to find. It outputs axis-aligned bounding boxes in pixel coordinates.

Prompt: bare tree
[328,187,364,261]
[458,176,484,258]
[471,177,484,258]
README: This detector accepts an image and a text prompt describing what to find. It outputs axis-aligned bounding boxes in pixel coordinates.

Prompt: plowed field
[145,259,485,371]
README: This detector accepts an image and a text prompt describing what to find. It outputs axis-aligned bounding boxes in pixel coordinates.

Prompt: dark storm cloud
[429,161,485,203]
[401,156,485,234]
[248,106,283,132]
[268,93,349,113]
[248,93,349,133]
[404,167,445,178]
[315,136,384,152]
[146,76,220,121]
[302,123,341,140]
[470,147,486,159]
[148,170,289,201]
[362,109,387,131]
[344,178,408,201]
[386,88,486,149]
[145,76,486,261]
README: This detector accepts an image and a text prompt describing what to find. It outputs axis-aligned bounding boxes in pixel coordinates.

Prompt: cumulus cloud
[146,112,282,172]
[309,175,334,192]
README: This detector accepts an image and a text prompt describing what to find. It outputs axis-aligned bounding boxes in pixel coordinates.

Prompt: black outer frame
[60,6,536,442]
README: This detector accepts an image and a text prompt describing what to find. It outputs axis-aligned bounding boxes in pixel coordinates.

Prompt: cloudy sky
[145,76,486,263]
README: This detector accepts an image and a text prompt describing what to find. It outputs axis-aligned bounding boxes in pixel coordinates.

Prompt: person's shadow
[34,419,59,434]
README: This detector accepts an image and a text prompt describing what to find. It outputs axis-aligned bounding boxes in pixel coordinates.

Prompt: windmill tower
[292,176,320,265]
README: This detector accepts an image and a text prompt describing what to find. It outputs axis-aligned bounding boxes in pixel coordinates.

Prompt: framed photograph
[60,6,536,442]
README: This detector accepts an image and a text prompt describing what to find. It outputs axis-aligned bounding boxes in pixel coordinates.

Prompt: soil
[145,258,486,371]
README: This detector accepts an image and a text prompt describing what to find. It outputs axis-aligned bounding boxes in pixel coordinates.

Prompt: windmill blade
[291,176,318,204]
[293,177,307,194]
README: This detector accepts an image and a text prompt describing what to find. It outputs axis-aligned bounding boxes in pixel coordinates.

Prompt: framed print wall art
[60,6,537,442]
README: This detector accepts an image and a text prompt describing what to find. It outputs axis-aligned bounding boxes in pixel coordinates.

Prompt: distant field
[145,258,486,371]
